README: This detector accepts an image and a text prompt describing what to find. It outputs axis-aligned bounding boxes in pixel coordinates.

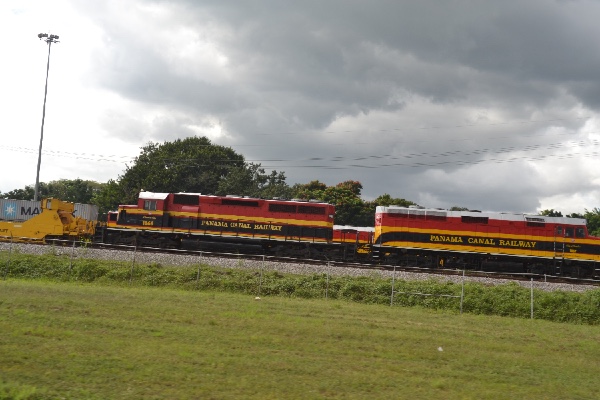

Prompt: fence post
[390,265,396,306]
[196,251,203,290]
[257,255,264,297]
[129,242,137,285]
[530,278,534,319]
[69,240,76,277]
[460,269,465,314]
[325,265,329,299]
[3,235,13,280]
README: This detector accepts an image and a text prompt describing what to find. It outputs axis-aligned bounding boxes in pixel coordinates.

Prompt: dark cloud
[67,0,600,213]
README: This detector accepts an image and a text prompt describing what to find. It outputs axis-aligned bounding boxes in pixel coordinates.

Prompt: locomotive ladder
[553,229,565,276]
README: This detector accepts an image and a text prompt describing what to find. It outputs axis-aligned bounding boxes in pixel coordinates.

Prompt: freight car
[373,205,600,278]
[333,225,374,261]
[0,198,99,222]
[0,198,96,243]
[102,191,360,258]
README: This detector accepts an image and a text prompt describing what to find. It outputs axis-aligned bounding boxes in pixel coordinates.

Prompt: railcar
[0,198,96,243]
[333,225,374,261]
[373,206,600,278]
[103,192,350,258]
[0,198,99,222]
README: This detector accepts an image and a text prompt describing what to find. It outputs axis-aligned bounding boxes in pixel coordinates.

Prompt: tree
[566,212,584,219]
[336,180,363,196]
[583,208,600,237]
[44,179,103,204]
[258,170,293,199]
[1,186,36,200]
[117,136,247,204]
[290,180,328,199]
[90,179,122,216]
[540,209,563,217]
[373,194,416,208]
[216,163,292,199]
[0,179,102,203]
[290,180,372,226]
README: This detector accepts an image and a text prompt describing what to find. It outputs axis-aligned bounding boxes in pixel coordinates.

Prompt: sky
[1,0,600,215]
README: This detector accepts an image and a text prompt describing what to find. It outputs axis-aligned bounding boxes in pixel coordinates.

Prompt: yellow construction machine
[0,198,95,243]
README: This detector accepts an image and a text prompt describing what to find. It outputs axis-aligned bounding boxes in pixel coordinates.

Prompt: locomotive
[98,191,600,278]
[102,191,369,260]
[373,205,600,278]
[3,190,598,279]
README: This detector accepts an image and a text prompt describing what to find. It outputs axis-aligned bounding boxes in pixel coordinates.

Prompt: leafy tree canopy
[90,179,122,217]
[0,179,102,204]
[117,136,246,204]
[583,208,600,237]
[290,180,372,226]
[216,163,292,199]
[540,209,563,217]
[91,136,291,213]
[0,186,35,200]
[373,194,417,208]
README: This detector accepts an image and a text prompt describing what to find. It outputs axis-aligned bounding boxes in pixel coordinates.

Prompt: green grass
[1,280,599,399]
[2,251,600,325]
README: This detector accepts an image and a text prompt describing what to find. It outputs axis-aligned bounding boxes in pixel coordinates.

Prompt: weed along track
[2,241,597,293]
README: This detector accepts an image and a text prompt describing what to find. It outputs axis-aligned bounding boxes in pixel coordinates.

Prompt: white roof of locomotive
[334,225,375,232]
[137,191,331,205]
[376,205,587,226]
[138,192,170,200]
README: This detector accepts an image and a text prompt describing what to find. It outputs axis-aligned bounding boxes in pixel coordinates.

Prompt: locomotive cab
[116,192,170,229]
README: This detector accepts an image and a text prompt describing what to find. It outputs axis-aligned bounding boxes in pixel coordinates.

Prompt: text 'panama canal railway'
[430,235,538,248]
[1,192,600,279]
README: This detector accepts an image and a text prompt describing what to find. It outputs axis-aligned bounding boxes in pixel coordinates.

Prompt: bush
[2,251,599,325]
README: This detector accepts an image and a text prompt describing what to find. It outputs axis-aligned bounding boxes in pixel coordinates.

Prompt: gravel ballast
[1,242,597,293]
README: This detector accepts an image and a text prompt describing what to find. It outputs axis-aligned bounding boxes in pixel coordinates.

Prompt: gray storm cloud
[14,0,600,214]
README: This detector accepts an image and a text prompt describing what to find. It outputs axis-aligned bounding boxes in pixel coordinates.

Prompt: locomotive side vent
[408,210,427,219]
[387,208,410,218]
[221,198,260,207]
[173,194,199,206]
[461,216,489,224]
[526,217,546,227]
[298,205,326,215]
[269,203,297,213]
[426,210,447,221]
[526,217,545,222]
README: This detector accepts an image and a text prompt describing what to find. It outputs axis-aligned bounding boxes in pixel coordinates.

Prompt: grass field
[1,280,599,399]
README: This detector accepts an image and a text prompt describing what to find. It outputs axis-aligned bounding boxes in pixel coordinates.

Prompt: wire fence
[0,237,593,321]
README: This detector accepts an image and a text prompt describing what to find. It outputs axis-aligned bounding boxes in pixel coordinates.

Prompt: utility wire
[1,138,598,165]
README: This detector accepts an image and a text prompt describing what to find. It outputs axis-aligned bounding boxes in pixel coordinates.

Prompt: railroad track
[4,239,599,287]
[90,241,600,287]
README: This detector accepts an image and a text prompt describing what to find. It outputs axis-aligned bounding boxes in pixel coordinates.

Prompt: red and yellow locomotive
[103,191,600,277]
[105,191,343,257]
[373,206,600,278]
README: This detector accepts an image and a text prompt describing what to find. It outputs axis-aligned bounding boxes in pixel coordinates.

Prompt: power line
[0,140,600,169]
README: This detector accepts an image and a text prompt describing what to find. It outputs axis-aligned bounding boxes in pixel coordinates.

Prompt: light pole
[34,33,60,202]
